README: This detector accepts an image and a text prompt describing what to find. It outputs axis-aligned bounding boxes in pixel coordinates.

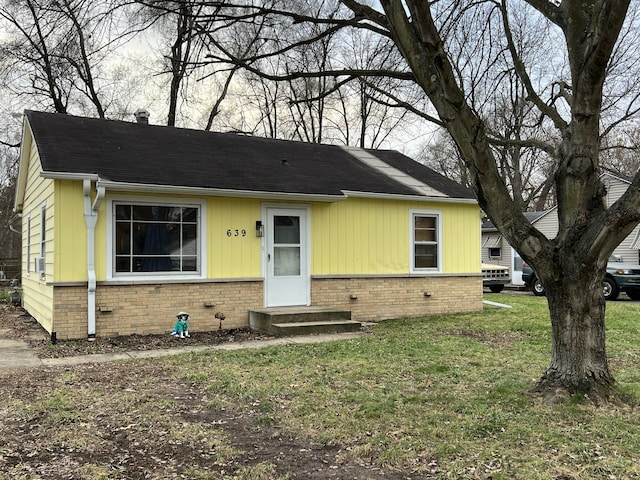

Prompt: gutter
[95,179,346,203]
[341,190,478,204]
[40,173,478,204]
[83,179,105,340]
[8,213,22,234]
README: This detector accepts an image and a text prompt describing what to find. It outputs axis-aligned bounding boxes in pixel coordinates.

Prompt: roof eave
[41,171,100,182]
[13,116,33,214]
[342,190,478,204]
[95,179,347,202]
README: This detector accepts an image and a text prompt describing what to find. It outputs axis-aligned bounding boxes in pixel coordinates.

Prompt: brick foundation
[48,275,482,340]
[51,281,264,340]
[311,275,482,321]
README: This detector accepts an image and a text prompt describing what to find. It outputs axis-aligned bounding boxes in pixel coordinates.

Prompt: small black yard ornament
[214,311,226,330]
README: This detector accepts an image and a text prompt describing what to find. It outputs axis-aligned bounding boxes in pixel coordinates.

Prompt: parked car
[522,256,640,300]
[482,263,511,293]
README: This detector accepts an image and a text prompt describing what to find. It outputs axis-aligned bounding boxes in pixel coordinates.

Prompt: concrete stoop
[249,306,361,336]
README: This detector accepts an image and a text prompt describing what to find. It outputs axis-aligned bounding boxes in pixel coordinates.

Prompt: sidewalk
[0,331,366,370]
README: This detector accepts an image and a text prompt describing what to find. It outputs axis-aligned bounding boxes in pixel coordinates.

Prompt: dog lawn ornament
[172,312,190,338]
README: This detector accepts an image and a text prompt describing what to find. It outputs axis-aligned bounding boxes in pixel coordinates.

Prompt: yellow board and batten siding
[207,197,262,278]
[51,190,479,281]
[311,198,480,275]
[55,180,88,281]
[53,190,264,281]
[20,139,55,333]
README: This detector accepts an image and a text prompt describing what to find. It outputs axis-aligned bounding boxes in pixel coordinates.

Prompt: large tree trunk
[370,0,635,403]
[531,260,616,403]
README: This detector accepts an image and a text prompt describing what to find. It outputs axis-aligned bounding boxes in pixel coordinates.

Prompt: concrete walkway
[0,337,44,368]
[0,331,366,370]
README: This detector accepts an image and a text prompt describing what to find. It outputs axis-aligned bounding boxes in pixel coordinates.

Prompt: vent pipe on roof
[134,109,150,124]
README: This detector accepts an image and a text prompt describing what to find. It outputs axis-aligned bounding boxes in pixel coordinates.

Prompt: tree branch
[523,0,563,26]
[487,134,557,157]
[499,0,568,131]
[0,139,20,148]
[204,35,415,83]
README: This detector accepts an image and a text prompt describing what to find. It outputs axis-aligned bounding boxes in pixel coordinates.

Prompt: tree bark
[530,258,616,402]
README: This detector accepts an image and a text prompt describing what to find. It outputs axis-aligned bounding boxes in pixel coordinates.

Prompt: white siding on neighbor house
[603,174,630,208]
[602,174,639,263]
[531,210,559,240]
[508,174,639,263]
[481,231,511,270]
[480,174,640,285]
[620,225,640,264]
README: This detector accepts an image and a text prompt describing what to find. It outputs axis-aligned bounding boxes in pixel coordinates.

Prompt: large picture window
[113,202,200,275]
[411,211,441,272]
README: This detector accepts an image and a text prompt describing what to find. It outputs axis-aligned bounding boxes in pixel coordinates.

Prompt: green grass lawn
[6,293,640,479]
[169,293,640,479]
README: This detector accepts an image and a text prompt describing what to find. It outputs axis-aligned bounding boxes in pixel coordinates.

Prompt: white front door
[265,207,310,307]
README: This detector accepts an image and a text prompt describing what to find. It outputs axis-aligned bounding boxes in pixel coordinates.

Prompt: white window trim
[40,202,46,257]
[26,214,31,276]
[410,209,443,274]
[39,202,46,278]
[105,195,207,281]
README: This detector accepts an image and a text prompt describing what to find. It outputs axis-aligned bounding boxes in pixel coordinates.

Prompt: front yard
[1,293,640,479]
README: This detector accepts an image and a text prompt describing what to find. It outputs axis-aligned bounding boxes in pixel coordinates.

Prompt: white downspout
[83,179,105,340]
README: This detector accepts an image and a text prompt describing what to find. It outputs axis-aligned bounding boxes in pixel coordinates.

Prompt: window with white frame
[411,211,441,272]
[40,203,46,258]
[26,214,31,274]
[112,202,201,276]
[488,247,501,258]
[38,203,46,276]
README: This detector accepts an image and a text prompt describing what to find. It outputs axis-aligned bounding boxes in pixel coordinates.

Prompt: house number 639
[226,229,247,237]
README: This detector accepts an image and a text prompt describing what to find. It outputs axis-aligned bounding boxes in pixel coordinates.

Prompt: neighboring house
[14,110,483,340]
[481,211,547,285]
[481,172,640,284]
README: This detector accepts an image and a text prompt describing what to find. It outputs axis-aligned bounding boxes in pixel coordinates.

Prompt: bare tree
[486,79,558,211]
[357,0,638,403]
[209,0,640,402]
[0,0,133,118]
[600,127,640,179]
[418,129,471,189]
[165,0,201,127]
[0,0,73,113]
[135,0,214,127]
[0,136,21,260]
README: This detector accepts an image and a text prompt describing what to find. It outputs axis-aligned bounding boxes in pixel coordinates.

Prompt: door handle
[267,253,271,262]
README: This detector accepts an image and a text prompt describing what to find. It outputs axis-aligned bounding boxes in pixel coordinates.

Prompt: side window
[26,214,31,275]
[38,203,46,277]
[411,211,441,272]
[40,203,46,258]
[488,247,501,259]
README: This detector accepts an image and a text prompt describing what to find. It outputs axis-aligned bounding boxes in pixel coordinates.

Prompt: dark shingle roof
[482,210,548,230]
[24,110,475,200]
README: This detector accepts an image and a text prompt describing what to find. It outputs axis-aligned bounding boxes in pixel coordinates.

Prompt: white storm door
[266,207,310,307]
[512,248,524,285]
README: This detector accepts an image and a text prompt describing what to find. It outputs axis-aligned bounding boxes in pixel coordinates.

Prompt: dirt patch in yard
[0,363,406,479]
[1,306,419,479]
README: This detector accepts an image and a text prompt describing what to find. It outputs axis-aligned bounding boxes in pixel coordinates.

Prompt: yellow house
[14,110,482,341]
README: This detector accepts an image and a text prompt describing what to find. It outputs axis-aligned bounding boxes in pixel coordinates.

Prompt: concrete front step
[271,320,362,336]
[249,306,360,336]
